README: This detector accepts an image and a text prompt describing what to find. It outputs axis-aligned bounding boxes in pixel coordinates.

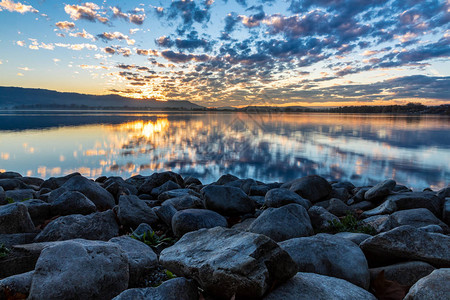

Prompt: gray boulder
[419,224,444,233]
[138,172,184,195]
[384,191,442,217]
[315,198,351,217]
[151,180,181,198]
[231,217,255,231]
[247,204,313,242]
[0,179,28,191]
[155,204,177,228]
[364,179,396,201]
[49,175,115,210]
[160,227,297,299]
[215,174,239,185]
[113,277,198,300]
[0,187,5,205]
[308,206,339,230]
[0,203,35,234]
[34,210,119,242]
[264,188,310,209]
[404,268,450,300]
[117,195,159,229]
[21,199,51,226]
[391,208,449,232]
[360,225,450,267]
[131,223,153,238]
[28,239,129,300]
[360,199,397,218]
[334,232,372,245]
[0,172,22,179]
[444,197,450,225]
[5,189,35,203]
[158,189,202,201]
[40,173,80,190]
[359,214,396,233]
[51,191,97,216]
[109,236,158,287]
[172,209,228,237]
[0,232,36,248]
[369,261,435,287]
[202,185,255,216]
[288,175,332,203]
[279,234,370,289]
[162,195,204,210]
[0,270,34,299]
[264,272,376,300]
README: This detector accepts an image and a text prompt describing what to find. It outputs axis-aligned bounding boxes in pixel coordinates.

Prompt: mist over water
[0,111,448,190]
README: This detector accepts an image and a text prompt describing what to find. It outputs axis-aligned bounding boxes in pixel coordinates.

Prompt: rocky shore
[0,171,449,299]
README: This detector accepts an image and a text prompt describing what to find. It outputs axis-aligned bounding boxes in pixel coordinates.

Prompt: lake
[0,111,448,190]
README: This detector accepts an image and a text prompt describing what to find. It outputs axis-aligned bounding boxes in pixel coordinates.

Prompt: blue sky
[0,0,449,107]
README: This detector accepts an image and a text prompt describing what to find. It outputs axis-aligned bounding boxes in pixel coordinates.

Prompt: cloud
[111,6,145,25]
[16,40,25,47]
[98,31,135,45]
[102,46,132,56]
[69,29,95,41]
[0,0,38,13]
[55,21,75,30]
[167,0,211,29]
[136,49,160,56]
[161,50,210,63]
[55,43,97,51]
[64,2,108,23]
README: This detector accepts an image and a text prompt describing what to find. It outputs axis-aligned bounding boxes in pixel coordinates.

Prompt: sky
[0,0,449,107]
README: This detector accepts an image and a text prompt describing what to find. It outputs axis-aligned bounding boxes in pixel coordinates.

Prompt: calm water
[0,111,448,190]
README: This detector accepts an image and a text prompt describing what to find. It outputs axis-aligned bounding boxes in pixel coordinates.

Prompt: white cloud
[0,0,38,13]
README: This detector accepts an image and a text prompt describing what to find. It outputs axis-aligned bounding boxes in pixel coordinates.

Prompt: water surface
[0,111,448,190]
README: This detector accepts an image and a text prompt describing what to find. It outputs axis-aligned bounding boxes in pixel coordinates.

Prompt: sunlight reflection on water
[0,111,448,190]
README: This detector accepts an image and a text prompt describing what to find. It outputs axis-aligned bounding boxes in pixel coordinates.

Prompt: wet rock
[103,177,138,195]
[330,187,350,202]
[172,209,227,237]
[0,203,35,234]
[158,189,202,202]
[351,187,371,203]
[124,175,147,189]
[264,188,310,209]
[215,174,239,185]
[308,206,339,230]
[384,191,442,217]
[315,198,351,217]
[404,268,450,300]
[391,208,449,232]
[40,173,80,190]
[28,239,129,300]
[113,277,198,300]
[5,189,35,203]
[21,199,51,226]
[0,270,34,299]
[264,272,376,300]
[50,191,96,216]
[49,175,115,210]
[279,234,370,289]
[117,195,159,229]
[184,176,202,186]
[288,175,332,203]
[162,195,204,210]
[360,225,450,267]
[202,185,255,217]
[138,172,184,195]
[18,177,44,187]
[34,210,119,242]
[0,172,22,179]
[249,184,270,196]
[350,200,376,211]
[151,180,182,198]
[332,181,355,192]
[334,232,372,245]
[360,199,397,218]
[109,236,158,287]
[369,261,435,287]
[247,204,313,242]
[364,179,396,201]
[160,227,297,299]
[155,204,177,229]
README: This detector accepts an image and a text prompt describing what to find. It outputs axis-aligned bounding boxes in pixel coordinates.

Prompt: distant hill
[0,86,204,110]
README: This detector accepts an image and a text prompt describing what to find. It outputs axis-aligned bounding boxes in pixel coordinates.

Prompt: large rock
[334,232,371,245]
[21,199,51,226]
[315,198,351,217]
[51,191,96,216]
[279,234,370,289]
[0,179,28,191]
[158,189,202,201]
[264,272,376,300]
[109,236,158,287]
[0,187,5,205]
[364,179,396,201]
[369,261,435,287]
[247,204,313,242]
[28,239,129,300]
[360,225,450,267]
[138,172,184,195]
[404,268,450,300]
[40,173,80,190]
[172,209,228,237]
[113,277,198,300]
[0,270,34,299]
[308,206,340,230]
[390,208,449,232]
[0,203,35,234]
[117,195,159,229]
[162,195,204,210]
[264,188,310,209]
[160,227,297,299]
[0,172,22,179]
[155,204,177,228]
[443,197,450,225]
[288,175,332,203]
[50,175,115,209]
[384,191,443,217]
[150,180,181,198]
[0,233,37,248]
[360,199,397,218]
[5,189,35,203]
[34,210,119,242]
[359,215,396,233]
[202,185,255,216]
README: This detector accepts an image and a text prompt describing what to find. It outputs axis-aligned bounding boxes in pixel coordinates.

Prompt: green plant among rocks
[130,230,177,250]
[0,243,10,258]
[319,213,377,235]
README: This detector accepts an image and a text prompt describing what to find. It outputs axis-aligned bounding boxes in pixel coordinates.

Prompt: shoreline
[1,171,449,299]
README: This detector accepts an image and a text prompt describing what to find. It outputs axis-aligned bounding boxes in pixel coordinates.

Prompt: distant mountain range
[0,87,205,110]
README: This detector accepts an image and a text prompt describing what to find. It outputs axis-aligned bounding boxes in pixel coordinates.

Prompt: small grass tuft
[318,213,377,235]
[130,231,177,250]
[0,243,10,259]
